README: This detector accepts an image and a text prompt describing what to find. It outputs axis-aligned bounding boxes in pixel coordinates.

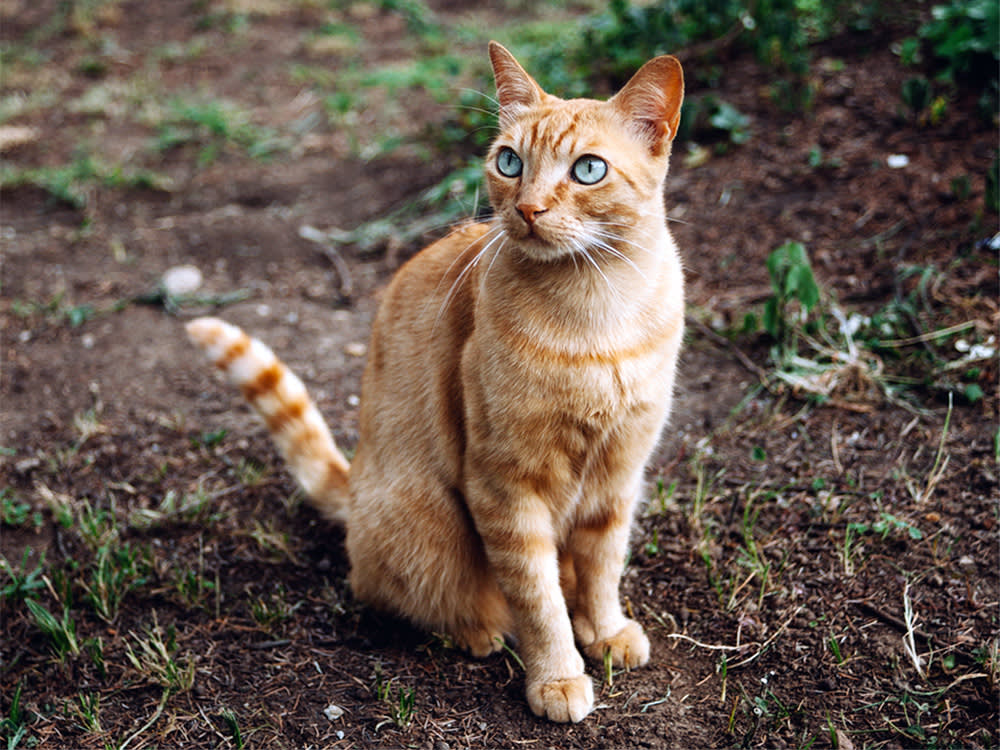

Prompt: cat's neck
[477,216,680,348]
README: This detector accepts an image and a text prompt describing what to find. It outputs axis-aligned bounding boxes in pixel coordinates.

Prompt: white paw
[582,619,650,668]
[526,674,594,723]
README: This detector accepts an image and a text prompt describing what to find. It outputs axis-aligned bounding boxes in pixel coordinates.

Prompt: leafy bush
[918,0,998,83]
[574,0,819,82]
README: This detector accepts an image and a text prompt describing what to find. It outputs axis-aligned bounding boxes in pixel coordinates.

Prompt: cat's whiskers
[587,234,647,282]
[571,239,627,307]
[432,224,508,330]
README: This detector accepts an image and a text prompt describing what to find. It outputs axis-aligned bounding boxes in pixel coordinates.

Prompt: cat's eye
[571,155,608,185]
[496,147,523,178]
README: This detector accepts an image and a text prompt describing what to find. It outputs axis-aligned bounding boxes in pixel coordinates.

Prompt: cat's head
[484,42,684,263]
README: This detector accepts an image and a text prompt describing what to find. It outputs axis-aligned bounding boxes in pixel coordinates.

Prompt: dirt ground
[1,1,997,748]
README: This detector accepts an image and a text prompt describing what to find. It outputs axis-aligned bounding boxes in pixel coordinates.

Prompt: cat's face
[485,43,684,264]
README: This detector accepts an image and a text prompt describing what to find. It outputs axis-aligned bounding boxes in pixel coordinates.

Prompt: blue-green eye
[572,155,608,185]
[497,147,523,178]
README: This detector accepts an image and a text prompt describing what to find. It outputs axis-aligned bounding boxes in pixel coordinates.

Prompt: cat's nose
[516,203,548,225]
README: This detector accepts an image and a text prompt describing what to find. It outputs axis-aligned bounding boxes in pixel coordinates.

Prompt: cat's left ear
[611,55,685,155]
[489,41,545,126]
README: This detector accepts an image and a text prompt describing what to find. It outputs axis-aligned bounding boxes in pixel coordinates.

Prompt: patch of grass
[1,681,30,748]
[128,487,219,529]
[373,664,417,730]
[249,584,299,634]
[84,541,150,623]
[125,616,196,693]
[154,96,287,165]
[0,154,170,209]
[0,489,41,530]
[0,549,47,601]
[25,596,81,662]
[67,691,102,734]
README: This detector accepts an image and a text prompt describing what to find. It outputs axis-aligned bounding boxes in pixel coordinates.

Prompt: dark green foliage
[919,0,999,83]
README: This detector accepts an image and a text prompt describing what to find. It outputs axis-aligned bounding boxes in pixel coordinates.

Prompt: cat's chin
[510,234,579,264]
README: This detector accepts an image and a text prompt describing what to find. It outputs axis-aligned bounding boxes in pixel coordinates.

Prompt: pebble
[344,341,366,357]
[323,703,344,721]
[161,265,203,297]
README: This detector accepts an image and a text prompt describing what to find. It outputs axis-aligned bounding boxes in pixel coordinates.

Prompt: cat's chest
[478,312,679,415]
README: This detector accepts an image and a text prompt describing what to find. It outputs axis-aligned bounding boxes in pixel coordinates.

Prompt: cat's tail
[185,317,351,523]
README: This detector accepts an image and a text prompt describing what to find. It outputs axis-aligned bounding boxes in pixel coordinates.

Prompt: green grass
[0,155,169,209]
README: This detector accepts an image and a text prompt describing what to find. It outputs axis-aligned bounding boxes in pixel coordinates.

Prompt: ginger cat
[186,42,684,723]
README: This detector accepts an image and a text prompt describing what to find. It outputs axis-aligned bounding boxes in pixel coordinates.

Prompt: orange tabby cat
[186,42,684,723]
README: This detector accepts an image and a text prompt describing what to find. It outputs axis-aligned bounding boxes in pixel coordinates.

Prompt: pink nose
[516,203,548,225]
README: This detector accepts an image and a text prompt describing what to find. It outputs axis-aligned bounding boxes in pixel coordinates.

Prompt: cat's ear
[489,41,544,126]
[611,55,685,155]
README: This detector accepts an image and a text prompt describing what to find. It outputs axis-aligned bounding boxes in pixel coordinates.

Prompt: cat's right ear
[489,41,544,126]
[612,55,685,157]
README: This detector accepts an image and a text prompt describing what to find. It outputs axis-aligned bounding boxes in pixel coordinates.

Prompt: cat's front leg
[569,480,650,670]
[467,479,594,723]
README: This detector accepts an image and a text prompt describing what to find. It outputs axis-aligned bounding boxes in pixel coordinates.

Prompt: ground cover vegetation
[1,0,996,747]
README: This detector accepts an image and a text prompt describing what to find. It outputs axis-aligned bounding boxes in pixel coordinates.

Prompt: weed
[646,477,678,516]
[220,709,245,749]
[235,456,269,486]
[129,487,217,529]
[249,585,299,634]
[125,615,196,693]
[0,681,28,745]
[843,508,923,575]
[0,154,168,209]
[603,645,615,686]
[763,241,821,359]
[373,664,417,729]
[25,596,81,661]
[68,691,102,733]
[84,541,149,622]
[644,528,661,556]
[0,490,41,529]
[0,549,47,601]
[86,635,106,680]
[173,566,217,610]
[154,97,286,165]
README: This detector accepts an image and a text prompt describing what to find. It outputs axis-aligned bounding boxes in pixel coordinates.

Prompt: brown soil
[2,2,997,748]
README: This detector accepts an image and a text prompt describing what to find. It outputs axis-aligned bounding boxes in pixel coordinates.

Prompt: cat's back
[353,221,492,483]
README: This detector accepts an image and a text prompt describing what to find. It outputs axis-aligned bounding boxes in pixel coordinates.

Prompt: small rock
[887,154,909,169]
[161,265,203,297]
[344,341,366,357]
[323,703,344,721]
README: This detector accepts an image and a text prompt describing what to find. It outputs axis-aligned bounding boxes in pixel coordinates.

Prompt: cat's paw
[526,675,594,723]
[581,619,650,669]
[453,627,505,658]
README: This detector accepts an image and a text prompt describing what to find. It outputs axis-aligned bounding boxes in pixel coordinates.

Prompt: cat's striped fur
[187,42,684,723]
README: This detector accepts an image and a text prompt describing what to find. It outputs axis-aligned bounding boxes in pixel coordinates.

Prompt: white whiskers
[431,223,508,330]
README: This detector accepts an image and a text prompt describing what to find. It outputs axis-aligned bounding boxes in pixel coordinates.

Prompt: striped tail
[186,317,350,523]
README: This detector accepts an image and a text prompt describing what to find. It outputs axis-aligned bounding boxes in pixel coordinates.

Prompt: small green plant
[843,511,923,575]
[0,549,47,600]
[25,597,81,661]
[1,490,41,529]
[763,241,821,359]
[125,617,196,693]
[84,541,149,622]
[155,97,285,165]
[68,691,102,733]
[220,709,244,750]
[373,664,417,730]
[0,681,29,746]
[249,585,299,634]
[173,566,217,609]
[0,154,168,209]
